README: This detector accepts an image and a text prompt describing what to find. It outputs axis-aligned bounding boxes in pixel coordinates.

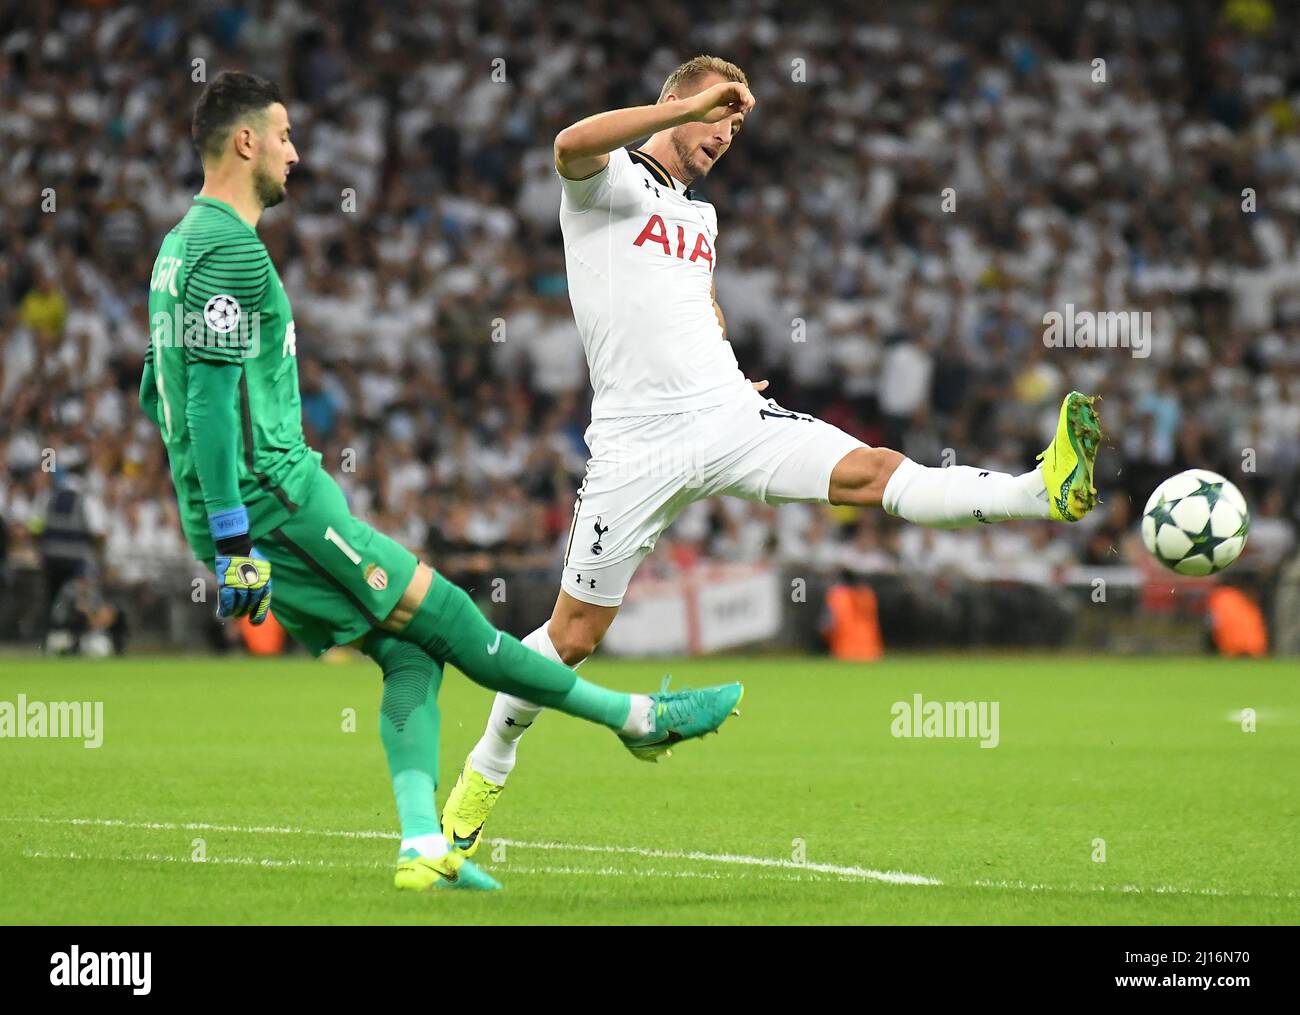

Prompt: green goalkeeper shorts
[241,468,419,656]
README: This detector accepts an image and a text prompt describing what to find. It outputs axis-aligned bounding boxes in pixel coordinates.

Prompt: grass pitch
[1,654,1296,924]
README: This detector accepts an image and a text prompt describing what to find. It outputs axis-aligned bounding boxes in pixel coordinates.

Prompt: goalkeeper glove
[210,507,272,625]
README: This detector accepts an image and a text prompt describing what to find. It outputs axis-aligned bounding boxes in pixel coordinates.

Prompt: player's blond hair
[657,55,748,103]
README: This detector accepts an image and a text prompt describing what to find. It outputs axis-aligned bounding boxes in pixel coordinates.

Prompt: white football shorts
[560,387,866,606]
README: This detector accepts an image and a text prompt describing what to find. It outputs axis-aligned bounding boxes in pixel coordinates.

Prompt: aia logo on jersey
[632,214,714,271]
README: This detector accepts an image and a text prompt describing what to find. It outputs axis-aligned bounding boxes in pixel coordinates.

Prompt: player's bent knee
[828,447,905,507]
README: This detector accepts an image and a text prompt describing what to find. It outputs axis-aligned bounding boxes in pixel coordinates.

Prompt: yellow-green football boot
[440,758,504,858]
[393,846,501,891]
[1037,391,1103,522]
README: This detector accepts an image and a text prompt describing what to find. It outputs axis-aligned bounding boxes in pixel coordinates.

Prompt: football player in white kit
[442,55,1102,853]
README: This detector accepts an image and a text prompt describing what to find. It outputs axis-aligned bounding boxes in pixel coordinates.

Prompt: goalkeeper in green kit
[141,71,743,892]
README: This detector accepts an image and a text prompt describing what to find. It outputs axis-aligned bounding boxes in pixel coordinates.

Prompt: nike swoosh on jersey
[486,631,503,655]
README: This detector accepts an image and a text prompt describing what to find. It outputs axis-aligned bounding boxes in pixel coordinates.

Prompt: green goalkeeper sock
[399,570,636,732]
[363,632,444,843]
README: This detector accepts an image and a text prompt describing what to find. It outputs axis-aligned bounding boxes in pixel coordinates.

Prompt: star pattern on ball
[1153,490,1234,562]
[1181,493,1233,556]
[1148,496,1179,531]
[1187,523,1232,556]
[1188,479,1222,510]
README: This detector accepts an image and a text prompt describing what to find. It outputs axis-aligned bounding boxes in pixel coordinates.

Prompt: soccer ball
[1141,469,1249,576]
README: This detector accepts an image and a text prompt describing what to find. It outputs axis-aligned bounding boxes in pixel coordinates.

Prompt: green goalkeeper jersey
[144,195,320,560]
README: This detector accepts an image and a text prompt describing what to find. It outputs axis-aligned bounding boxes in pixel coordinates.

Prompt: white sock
[468,624,566,785]
[400,832,448,859]
[622,695,656,737]
[882,458,1050,529]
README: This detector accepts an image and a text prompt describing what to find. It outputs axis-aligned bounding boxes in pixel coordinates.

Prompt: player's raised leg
[444,589,618,854]
[384,563,741,763]
[833,391,1102,526]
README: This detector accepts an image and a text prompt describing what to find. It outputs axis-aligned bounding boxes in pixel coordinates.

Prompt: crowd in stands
[3,0,1298,645]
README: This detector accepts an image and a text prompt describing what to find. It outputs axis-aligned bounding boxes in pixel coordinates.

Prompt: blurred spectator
[35,470,107,624]
[45,570,126,657]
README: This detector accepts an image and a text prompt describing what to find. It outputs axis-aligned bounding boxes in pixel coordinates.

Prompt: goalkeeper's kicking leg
[380,563,742,850]
[383,564,632,730]
[384,563,740,755]
[364,574,744,892]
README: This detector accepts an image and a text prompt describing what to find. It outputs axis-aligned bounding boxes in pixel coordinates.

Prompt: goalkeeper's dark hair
[192,70,283,163]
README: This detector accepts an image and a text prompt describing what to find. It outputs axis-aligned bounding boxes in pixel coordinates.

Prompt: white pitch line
[499,864,836,882]
[10,816,1296,899]
[22,849,382,871]
[0,816,938,886]
[490,837,939,885]
[0,815,393,841]
[971,878,1299,901]
[19,850,837,884]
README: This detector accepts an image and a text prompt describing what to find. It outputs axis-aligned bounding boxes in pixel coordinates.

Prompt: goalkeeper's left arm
[185,359,273,625]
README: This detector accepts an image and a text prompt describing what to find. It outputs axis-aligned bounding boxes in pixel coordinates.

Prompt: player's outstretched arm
[554,80,755,180]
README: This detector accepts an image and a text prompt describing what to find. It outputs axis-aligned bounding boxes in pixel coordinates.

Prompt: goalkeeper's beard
[253,164,287,209]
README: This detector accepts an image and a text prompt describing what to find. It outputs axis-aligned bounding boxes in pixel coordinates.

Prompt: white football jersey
[558,147,750,419]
